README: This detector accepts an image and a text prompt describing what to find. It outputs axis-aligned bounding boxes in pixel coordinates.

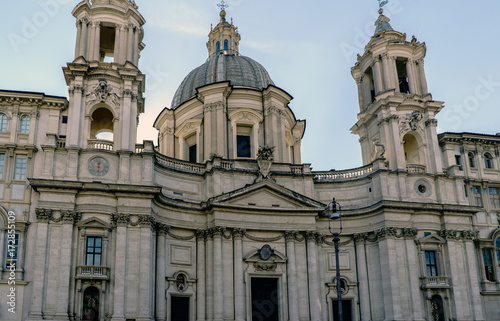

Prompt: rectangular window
[86,237,102,266]
[19,116,30,133]
[237,135,251,158]
[483,249,496,282]
[455,155,462,170]
[333,300,353,321]
[62,116,68,124]
[472,186,483,207]
[425,251,438,276]
[489,187,500,209]
[0,153,5,180]
[100,26,116,62]
[188,144,197,163]
[5,233,19,269]
[13,156,27,180]
[0,114,7,131]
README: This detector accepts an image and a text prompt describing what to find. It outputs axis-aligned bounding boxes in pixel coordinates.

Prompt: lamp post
[327,197,343,321]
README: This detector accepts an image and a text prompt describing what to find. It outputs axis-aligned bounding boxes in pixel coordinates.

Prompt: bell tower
[350,10,444,174]
[63,0,146,153]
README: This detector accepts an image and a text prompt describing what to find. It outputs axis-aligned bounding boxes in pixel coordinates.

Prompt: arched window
[20,115,30,133]
[484,153,494,169]
[468,152,475,168]
[216,42,220,55]
[0,113,7,132]
[90,108,114,141]
[224,39,229,53]
[403,133,420,164]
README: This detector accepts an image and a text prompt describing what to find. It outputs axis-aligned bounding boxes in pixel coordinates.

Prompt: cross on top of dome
[218,0,229,12]
[378,0,389,14]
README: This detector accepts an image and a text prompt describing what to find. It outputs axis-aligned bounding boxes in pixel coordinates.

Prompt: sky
[1,0,500,171]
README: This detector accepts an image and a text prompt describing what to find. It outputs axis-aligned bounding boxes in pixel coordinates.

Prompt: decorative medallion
[88,157,109,176]
[176,274,187,292]
[258,244,273,261]
[255,145,275,183]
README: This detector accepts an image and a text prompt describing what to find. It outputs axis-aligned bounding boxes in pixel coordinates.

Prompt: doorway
[251,277,279,321]
[332,300,352,321]
[171,296,189,321]
[82,286,100,321]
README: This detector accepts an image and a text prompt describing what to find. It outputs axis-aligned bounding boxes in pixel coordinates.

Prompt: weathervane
[218,0,229,12]
[378,0,389,14]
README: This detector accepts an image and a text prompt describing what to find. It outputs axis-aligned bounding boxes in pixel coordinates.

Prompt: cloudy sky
[1,0,499,170]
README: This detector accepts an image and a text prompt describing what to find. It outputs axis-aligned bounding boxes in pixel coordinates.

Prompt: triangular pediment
[417,234,445,245]
[209,179,325,212]
[76,217,111,229]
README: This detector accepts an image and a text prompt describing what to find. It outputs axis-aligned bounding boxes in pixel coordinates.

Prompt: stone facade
[0,1,499,321]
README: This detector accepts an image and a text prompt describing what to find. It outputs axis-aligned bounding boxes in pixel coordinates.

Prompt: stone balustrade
[88,139,114,151]
[313,163,374,181]
[76,265,110,280]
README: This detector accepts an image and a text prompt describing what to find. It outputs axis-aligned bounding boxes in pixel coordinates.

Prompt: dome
[171,55,275,108]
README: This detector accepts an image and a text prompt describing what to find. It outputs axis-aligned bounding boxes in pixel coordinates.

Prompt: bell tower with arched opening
[63,0,145,153]
[350,11,444,174]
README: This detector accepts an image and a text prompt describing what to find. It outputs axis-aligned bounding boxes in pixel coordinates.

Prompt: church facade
[0,1,499,321]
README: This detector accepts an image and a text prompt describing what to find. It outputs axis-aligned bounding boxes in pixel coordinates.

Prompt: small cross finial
[378,0,389,14]
[218,0,229,12]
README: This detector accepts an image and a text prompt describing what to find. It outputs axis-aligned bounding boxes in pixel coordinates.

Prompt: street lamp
[326,197,343,321]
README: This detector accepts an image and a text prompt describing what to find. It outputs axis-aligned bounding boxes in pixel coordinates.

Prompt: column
[111,224,127,320]
[138,223,153,319]
[464,237,485,320]
[88,22,96,61]
[354,234,371,321]
[94,22,101,62]
[27,212,50,320]
[206,231,214,320]
[406,59,418,95]
[55,215,76,318]
[374,57,384,94]
[74,20,82,58]
[285,231,299,321]
[417,59,428,94]
[79,18,88,58]
[127,24,134,62]
[120,91,132,150]
[234,229,246,321]
[133,26,139,65]
[378,234,401,320]
[381,54,392,90]
[306,232,321,321]
[216,102,225,157]
[361,76,371,108]
[213,227,224,321]
[114,25,121,64]
[204,105,213,160]
[196,231,206,321]
[355,78,365,111]
[405,235,424,320]
[389,56,399,92]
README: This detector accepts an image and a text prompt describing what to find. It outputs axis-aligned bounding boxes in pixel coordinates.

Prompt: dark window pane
[189,144,197,163]
[237,135,251,158]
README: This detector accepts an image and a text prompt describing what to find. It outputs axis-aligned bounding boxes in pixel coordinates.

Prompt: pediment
[209,180,325,212]
[76,217,111,229]
[417,234,445,245]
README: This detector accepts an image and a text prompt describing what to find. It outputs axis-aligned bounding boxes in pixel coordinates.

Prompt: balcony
[88,139,114,151]
[76,265,110,280]
[420,276,450,289]
[406,164,426,173]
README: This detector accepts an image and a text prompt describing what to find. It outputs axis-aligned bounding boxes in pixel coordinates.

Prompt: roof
[171,54,275,108]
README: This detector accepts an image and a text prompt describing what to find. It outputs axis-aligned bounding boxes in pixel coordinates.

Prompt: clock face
[88,157,109,176]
